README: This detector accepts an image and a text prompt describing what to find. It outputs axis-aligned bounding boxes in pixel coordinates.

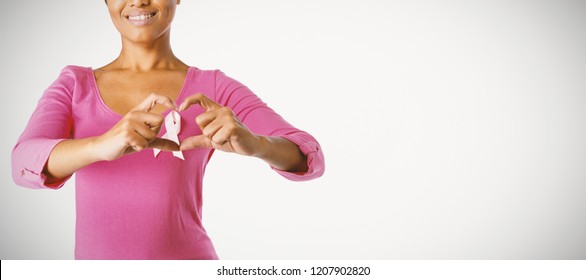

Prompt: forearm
[44,137,101,182]
[254,136,308,173]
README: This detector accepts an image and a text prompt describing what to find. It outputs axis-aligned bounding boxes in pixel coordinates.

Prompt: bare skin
[44,0,307,183]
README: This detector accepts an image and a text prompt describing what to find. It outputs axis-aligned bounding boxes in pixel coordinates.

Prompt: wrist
[251,134,270,159]
[87,136,107,162]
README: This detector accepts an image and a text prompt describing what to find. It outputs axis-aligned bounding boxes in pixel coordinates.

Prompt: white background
[1,0,585,259]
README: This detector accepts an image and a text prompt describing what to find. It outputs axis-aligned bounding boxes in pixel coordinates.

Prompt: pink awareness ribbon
[153,110,185,160]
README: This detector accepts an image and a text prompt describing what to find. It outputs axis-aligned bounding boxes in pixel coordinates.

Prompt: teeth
[128,13,154,21]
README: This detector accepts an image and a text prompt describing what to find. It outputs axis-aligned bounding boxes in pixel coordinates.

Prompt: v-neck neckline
[87,66,193,119]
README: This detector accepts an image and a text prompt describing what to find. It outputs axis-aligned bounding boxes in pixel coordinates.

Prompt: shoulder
[43,65,94,100]
[187,67,243,93]
[188,66,237,80]
[59,65,92,78]
[189,67,251,94]
[188,66,223,80]
[51,65,93,86]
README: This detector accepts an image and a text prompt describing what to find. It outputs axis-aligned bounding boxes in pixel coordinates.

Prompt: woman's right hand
[91,93,180,161]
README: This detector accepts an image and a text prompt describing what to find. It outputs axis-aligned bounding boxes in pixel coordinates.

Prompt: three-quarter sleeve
[213,70,325,181]
[12,67,76,189]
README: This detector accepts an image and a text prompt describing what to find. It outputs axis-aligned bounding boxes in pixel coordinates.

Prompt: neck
[112,31,186,72]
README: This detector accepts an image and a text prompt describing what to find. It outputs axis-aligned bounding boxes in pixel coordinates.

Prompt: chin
[123,29,169,44]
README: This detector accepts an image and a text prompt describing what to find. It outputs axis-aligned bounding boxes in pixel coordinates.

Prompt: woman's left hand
[178,93,261,156]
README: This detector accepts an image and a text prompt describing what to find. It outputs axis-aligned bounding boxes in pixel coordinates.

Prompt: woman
[11,0,324,259]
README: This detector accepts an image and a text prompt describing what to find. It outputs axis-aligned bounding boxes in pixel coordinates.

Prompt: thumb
[148,138,180,151]
[180,135,212,150]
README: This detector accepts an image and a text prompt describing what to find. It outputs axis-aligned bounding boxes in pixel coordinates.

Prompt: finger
[132,93,177,112]
[126,111,165,130]
[211,125,233,145]
[178,93,221,112]
[194,110,218,129]
[123,146,136,155]
[127,131,150,151]
[180,135,213,150]
[200,118,224,139]
[148,138,180,151]
[129,119,157,141]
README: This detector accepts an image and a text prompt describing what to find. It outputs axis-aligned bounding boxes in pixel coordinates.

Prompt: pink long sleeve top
[11,66,325,259]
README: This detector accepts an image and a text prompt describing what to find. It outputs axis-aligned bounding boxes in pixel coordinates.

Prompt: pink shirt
[11,66,325,259]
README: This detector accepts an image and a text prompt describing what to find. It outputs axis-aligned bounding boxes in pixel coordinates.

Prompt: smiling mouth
[125,11,157,21]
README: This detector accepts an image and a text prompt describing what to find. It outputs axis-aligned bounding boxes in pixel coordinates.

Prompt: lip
[124,10,158,26]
